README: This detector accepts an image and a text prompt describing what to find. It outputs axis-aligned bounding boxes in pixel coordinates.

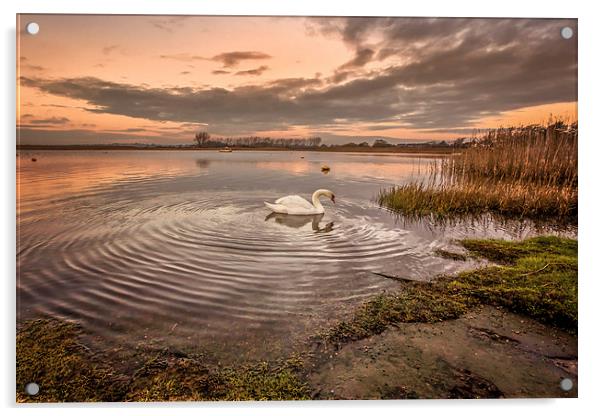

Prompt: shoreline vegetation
[16,143,456,154]
[378,122,578,223]
[327,236,577,344]
[17,236,577,402]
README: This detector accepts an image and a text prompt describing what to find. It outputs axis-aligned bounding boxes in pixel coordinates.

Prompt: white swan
[264,189,335,215]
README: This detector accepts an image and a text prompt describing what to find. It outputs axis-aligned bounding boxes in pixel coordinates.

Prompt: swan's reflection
[265,212,334,233]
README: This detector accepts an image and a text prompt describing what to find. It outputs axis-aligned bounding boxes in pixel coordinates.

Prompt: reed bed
[379,122,578,222]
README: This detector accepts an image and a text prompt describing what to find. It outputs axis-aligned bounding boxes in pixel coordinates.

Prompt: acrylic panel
[16,14,578,402]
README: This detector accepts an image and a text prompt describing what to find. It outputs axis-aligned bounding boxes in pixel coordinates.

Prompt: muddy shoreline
[16,306,577,401]
[308,305,576,399]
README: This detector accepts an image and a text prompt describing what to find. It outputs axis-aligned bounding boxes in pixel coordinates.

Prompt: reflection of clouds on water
[264,212,334,233]
[255,160,312,175]
[255,157,430,182]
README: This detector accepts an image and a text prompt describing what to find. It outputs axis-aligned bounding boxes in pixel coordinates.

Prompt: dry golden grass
[442,122,577,187]
[379,122,577,222]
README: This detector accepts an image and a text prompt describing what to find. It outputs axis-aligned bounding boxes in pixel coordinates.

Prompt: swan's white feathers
[275,195,314,209]
[263,201,289,214]
[264,189,334,215]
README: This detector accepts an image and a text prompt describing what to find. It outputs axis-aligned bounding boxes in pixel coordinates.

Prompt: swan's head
[314,189,336,204]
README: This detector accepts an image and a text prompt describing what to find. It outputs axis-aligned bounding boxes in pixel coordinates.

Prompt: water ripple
[17,151,575,362]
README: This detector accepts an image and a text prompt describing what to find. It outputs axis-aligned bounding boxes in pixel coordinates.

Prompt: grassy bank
[378,122,577,222]
[17,319,310,402]
[328,236,577,343]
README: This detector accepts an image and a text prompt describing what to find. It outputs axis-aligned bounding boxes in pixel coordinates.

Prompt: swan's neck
[311,189,328,210]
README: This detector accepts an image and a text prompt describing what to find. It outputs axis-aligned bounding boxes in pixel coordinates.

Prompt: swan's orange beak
[331,195,336,204]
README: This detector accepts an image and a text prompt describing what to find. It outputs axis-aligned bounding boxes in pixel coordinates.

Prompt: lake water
[16,150,575,363]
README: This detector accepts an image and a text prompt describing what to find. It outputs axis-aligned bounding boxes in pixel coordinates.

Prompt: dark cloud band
[21,17,576,137]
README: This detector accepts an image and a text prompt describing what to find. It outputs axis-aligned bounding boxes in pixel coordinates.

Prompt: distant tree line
[194,131,473,149]
[337,138,469,148]
[194,132,321,148]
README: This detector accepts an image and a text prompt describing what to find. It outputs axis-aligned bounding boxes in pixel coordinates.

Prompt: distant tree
[452,137,466,148]
[372,138,392,147]
[194,131,211,147]
[307,136,322,147]
[192,133,322,148]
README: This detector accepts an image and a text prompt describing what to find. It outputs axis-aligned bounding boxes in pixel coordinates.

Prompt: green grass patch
[126,357,310,402]
[327,283,472,343]
[434,248,468,261]
[328,236,577,343]
[17,319,310,402]
[459,235,577,263]
[448,236,577,331]
[16,318,128,402]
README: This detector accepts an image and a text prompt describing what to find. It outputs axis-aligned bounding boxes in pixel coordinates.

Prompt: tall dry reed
[442,122,577,188]
[379,122,578,222]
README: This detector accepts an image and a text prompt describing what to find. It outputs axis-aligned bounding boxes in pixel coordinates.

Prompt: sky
[17,15,577,145]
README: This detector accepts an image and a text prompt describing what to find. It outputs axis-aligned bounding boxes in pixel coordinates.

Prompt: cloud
[40,103,84,109]
[29,116,70,125]
[16,127,194,145]
[421,127,491,135]
[180,71,191,75]
[160,50,272,69]
[234,65,269,76]
[338,48,375,70]
[265,77,323,90]
[364,124,405,131]
[18,116,70,129]
[107,127,147,133]
[149,16,191,33]
[327,48,375,84]
[20,18,577,136]
[212,70,230,75]
[102,45,119,55]
[329,70,353,84]
[211,51,272,68]
[20,58,46,71]
[160,53,205,62]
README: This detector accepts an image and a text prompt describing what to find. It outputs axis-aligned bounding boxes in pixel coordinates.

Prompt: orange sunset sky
[17,15,577,145]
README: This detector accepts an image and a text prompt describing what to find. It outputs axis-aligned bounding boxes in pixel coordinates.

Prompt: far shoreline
[16,144,457,155]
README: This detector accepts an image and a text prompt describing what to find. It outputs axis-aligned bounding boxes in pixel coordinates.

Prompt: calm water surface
[17,150,575,363]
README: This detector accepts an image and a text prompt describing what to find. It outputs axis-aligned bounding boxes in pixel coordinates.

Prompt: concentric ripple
[20,196,410,324]
[17,150,575,363]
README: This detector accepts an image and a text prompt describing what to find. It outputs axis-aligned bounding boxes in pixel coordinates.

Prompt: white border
[3,1,601,415]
